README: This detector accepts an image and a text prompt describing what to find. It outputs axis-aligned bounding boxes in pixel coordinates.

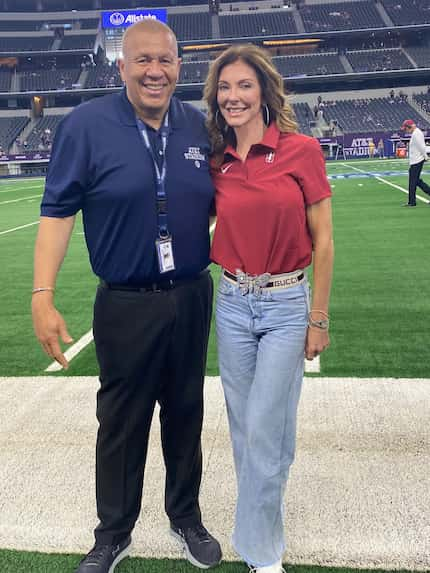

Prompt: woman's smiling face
[217,59,263,131]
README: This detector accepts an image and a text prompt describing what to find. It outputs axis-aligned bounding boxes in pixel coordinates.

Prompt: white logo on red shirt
[265,152,275,163]
[221,163,233,174]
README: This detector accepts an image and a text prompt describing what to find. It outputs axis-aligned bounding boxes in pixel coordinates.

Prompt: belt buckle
[149,279,174,293]
[252,272,271,294]
[235,270,271,295]
[235,269,249,295]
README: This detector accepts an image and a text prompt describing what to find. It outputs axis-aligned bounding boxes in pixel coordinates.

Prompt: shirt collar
[117,87,187,130]
[223,121,280,159]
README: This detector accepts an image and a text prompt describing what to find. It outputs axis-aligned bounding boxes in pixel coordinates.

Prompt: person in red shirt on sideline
[203,45,334,573]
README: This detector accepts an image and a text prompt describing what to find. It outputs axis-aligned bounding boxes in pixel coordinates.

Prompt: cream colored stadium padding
[0,376,429,570]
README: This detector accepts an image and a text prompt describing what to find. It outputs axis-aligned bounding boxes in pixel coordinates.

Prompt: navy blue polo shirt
[41,89,214,283]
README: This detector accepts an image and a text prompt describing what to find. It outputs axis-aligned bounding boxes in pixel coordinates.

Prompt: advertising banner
[0,152,51,162]
[102,9,168,29]
[340,132,389,158]
[319,129,430,159]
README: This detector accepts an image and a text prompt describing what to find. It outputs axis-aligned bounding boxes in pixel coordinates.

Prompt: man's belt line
[99,270,208,293]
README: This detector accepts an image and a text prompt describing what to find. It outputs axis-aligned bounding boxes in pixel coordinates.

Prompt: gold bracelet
[310,309,329,318]
[32,287,55,295]
[308,316,329,330]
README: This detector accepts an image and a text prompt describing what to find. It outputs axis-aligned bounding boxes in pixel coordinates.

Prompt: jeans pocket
[218,276,236,296]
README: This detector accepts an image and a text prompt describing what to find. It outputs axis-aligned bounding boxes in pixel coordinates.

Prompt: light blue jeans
[216,273,309,567]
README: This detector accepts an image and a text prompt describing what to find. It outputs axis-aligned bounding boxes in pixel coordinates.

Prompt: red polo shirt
[210,123,331,275]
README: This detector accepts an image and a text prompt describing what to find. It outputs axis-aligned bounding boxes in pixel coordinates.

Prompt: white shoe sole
[170,528,216,569]
[107,542,131,573]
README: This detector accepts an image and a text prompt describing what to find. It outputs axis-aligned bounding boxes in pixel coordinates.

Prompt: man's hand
[32,293,73,369]
[32,215,76,367]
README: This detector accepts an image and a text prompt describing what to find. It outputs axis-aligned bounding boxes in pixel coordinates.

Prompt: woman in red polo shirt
[204,45,334,573]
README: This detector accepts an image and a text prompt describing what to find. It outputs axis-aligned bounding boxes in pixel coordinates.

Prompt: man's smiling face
[119,26,180,123]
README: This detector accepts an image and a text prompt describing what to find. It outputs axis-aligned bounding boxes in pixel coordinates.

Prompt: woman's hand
[305,326,330,360]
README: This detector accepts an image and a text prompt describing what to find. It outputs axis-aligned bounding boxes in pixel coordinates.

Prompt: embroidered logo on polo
[184,147,206,168]
[220,163,233,174]
[265,152,275,163]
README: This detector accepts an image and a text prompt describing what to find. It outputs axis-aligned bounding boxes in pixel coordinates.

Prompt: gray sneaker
[170,523,222,569]
[75,535,131,573]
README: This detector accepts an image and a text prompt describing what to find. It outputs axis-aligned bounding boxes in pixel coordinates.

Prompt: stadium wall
[290,84,430,104]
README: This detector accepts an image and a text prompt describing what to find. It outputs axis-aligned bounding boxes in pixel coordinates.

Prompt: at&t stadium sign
[102,9,167,29]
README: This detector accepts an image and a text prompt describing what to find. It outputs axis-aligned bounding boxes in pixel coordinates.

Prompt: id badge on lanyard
[156,236,175,273]
[138,115,176,273]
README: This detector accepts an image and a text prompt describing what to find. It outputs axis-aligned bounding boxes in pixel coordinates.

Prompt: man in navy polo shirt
[32,19,221,573]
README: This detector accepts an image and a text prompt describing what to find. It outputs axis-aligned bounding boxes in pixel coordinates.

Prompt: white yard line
[0,184,43,194]
[45,334,320,373]
[340,163,430,203]
[305,356,320,373]
[351,159,405,165]
[45,329,94,372]
[0,194,42,205]
[45,328,320,373]
[0,176,44,184]
[0,221,39,235]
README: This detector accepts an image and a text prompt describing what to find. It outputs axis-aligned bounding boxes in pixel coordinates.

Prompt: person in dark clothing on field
[32,19,221,573]
[401,119,430,207]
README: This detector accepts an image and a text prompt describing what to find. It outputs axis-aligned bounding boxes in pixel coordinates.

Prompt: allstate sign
[102,9,167,29]
[110,12,125,26]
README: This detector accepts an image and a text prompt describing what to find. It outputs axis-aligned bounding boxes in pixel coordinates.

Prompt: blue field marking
[329,173,367,179]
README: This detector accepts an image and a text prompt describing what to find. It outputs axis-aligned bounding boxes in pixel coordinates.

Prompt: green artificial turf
[0,550,416,573]
[1,162,429,378]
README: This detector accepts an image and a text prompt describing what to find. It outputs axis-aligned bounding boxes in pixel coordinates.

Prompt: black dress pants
[92,271,213,544]
[408,160,430,205]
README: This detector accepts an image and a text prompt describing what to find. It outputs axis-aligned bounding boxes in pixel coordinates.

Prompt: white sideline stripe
[354,159,405,165]
[0,194,42,205]
[45,329,94,372]
[0,184,43,194]
[43,323,319,375]
[0,221,39,235]
[340,162,430,203]
[209,221,319,373]
[45,332,320,373]
[305,356,320,373]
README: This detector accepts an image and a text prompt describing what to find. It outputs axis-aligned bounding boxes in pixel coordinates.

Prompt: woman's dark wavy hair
[203,44,298,161]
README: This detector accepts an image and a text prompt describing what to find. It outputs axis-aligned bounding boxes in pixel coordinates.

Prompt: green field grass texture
[1,159,429,378]
[0,549,415,573]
